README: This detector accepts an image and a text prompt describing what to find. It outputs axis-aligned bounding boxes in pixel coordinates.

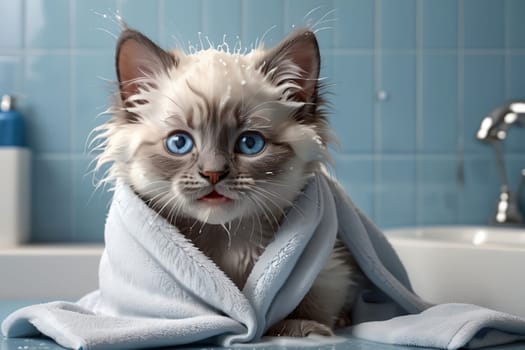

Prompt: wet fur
[93,26,362,337]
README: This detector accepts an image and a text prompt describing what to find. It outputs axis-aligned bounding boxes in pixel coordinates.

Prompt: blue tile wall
[24,54,71,153]
[162,0,203,49]
[421,0,457,49]
[242,0,284,47]
[285,0,334,50]
[0,0,524,242]
[421,53,458,153]
[203,0,242,47]
[463,54,505,153]
[333,0,375,49]
[25,0,71,50]
[330,53,375,153]
[0,0,23,49]
[74,0,119,49]
[463,0,504,49]
[506,0,525,49]
[379,53,416,153]
[380,0,416,50]
[119,0,159,41]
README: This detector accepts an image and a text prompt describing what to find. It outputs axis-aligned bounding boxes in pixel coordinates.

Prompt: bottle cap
[1,95,13,112]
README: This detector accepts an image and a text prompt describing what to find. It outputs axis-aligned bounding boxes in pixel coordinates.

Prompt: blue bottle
[0,95,25,146]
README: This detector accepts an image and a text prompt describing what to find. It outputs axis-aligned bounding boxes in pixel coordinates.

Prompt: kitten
[95,27,362,337]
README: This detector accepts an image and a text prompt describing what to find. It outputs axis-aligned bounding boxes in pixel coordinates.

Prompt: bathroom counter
[0,245,102,299]
[1,301,524,350]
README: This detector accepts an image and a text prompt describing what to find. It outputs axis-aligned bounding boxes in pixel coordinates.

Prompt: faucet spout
[476,101,525,142]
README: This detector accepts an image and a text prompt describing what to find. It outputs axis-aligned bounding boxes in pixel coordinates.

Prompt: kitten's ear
[116,29,177,101]
[260,29,320,102]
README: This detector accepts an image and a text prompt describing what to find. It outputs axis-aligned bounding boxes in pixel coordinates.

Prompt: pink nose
[199,170,229,185]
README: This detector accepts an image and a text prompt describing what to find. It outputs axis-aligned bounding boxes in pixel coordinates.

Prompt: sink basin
[385,226,525,318]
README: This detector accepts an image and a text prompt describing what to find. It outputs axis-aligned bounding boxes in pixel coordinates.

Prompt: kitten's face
[98,29,329,226]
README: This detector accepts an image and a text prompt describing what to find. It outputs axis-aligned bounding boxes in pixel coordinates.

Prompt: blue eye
[236,132,265,155]
[165,132,194,155]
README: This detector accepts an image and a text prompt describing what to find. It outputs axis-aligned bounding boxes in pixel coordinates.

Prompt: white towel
[2,173,525,349]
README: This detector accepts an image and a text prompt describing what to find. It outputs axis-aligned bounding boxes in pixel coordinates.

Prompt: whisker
[312,9,337,29]
[248,188,286,225]
[221,223,232,248]
[251,183,307,218]
[303,6,325,22]
[246,197,265,247]
[248,192,278,229]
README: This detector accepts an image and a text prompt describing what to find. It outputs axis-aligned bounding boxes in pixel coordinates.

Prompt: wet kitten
[95,27,362,337]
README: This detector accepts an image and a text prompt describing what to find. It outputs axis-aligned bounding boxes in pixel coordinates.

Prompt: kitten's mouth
[198,190,232,204]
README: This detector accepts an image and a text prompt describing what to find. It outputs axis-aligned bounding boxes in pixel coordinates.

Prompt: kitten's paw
[265,319,334,337]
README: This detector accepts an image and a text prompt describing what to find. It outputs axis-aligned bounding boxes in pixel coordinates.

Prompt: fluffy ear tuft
[260,29,320,102]
[116,29,177,101]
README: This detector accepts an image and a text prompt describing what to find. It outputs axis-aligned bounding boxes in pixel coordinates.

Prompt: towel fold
[2,172,525,350]
[350,303,525,349]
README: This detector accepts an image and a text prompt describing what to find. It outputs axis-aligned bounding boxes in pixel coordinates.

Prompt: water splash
[198,31,204,51]
[188,41,197,55]
[233,36,242,54]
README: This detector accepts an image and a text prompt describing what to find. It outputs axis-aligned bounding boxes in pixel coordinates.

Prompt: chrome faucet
[476,101,524,225]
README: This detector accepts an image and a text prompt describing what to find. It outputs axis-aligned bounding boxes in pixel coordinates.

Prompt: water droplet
[240,80,247,86]
[265,171,274,175]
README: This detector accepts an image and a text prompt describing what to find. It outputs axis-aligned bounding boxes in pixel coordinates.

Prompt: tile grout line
[283,0,290,32]
[21,0,27,50]
[503,0,510,99]
[201,0,207,37]
[158,0,165,45]
[20,0,30,239]
[70,0,77,241]
[415,0,423,226]
[240,0,247,44]
[19,0,27,97]
[457,0,465,224]
[373,0,382,223]
[239,0,245,43]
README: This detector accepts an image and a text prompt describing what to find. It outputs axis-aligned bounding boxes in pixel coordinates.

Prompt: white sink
[385,226,525,318]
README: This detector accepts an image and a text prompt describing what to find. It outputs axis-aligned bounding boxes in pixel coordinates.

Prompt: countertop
[1,301,525,350]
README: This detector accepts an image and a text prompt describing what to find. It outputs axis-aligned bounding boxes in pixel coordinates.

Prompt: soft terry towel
[2,173,525,350]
